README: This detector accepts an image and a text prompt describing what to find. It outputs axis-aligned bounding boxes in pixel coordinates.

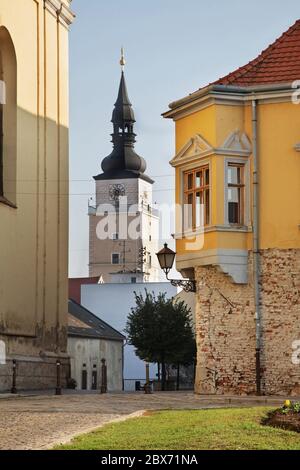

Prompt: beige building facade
[0,0,74,391]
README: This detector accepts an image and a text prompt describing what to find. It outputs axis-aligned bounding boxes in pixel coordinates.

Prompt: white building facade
[81,282,177,391]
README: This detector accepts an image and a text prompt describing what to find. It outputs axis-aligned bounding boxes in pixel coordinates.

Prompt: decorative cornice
[170,131,251,167]
[163,85,296,121]
[44,0,75,28]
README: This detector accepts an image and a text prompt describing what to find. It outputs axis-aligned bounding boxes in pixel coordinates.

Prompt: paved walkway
[0,391,293,450]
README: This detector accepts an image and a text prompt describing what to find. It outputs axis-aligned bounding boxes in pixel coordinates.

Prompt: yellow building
[0,0,74,390]
[164,20,300,395]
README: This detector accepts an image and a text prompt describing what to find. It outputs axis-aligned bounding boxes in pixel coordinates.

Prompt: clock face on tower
[109,183,126,202]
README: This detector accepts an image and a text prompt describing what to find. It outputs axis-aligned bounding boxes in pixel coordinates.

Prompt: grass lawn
[56,407,300,450]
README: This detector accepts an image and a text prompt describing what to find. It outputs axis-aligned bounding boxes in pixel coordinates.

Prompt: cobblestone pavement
[0,391,292,450]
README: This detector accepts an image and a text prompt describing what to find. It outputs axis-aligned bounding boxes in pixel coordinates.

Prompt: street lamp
[156,244,196,293]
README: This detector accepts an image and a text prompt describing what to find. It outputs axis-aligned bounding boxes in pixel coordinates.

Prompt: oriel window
[184,166,210,230]
[227,163,245,225]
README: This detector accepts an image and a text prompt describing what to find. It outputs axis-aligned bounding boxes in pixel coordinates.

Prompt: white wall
[81,282,177,389]
[68,337,123,392]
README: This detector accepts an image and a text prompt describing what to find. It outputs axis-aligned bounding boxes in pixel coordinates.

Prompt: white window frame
[224,157,250,227]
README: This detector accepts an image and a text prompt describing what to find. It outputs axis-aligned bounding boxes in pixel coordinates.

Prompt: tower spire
[94,53,153,184]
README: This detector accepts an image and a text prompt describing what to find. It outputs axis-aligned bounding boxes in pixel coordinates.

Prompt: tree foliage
[125,291,196,388]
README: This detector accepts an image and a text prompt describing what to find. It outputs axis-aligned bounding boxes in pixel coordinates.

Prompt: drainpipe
[252,99,261,395]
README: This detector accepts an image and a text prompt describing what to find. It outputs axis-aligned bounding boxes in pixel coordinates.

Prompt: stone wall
[0,357,70,392]
[194,249,300,396]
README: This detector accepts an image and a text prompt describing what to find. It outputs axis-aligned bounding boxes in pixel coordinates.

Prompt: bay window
[227,163,245,225]
[184,166,210,230]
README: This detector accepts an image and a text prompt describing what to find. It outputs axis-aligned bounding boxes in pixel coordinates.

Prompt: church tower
[89,52,160,283]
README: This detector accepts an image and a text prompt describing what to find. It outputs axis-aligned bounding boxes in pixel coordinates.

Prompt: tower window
[184,166,210,229]
[111,253,120,265]
[227,163,245,225]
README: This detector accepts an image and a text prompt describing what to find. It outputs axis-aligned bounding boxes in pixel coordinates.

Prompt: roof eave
[162,82,296,119]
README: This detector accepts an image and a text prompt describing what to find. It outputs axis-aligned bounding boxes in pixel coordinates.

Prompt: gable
[170,134,213,166]
[220,131,252,154]
[170,131,251,167]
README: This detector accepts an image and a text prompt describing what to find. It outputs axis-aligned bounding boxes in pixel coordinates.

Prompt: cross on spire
[120,47,126,72]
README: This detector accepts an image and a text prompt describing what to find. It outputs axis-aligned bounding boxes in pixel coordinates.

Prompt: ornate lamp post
[156,244,196,293]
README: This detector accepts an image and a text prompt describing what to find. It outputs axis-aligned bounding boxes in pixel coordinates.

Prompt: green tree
[125,291,196,390]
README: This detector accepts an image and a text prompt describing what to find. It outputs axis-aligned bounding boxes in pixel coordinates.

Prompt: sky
[69,0,300,277]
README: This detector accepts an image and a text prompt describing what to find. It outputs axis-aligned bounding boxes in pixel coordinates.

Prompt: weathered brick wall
[194,260,257,395]
[260,249,300,395]
[194,249,300,395]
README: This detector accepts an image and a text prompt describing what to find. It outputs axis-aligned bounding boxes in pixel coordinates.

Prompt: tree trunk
[161,361,166,391]
[157,363,161,382]
[176,363,180,391]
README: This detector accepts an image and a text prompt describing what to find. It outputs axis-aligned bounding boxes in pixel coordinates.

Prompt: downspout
[252,99,262,395]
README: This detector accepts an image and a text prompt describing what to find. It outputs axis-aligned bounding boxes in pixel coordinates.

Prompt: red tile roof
[214,20,300,87]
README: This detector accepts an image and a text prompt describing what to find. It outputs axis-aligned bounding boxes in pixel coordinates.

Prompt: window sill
[0,196,17,209]
[173,224,252,239]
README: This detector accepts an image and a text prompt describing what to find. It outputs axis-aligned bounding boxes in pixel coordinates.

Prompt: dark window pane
[205,169,209,185]
[228,185,242,224]
[228,202,239,224]
[112,253,120,264]
[187,173,193,190]
[205,189,210,225]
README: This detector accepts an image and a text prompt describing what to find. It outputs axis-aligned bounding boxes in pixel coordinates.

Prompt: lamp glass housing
[156,244,176,272]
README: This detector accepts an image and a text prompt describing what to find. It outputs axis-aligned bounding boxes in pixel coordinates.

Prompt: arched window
[0,27,17,207]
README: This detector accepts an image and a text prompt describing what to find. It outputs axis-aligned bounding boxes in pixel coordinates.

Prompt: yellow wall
[258,101,300,248]
[0,0,73,355]
[175,105,217,151]
[172,97,300,259]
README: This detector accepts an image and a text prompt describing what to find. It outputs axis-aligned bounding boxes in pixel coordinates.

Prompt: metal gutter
[252,98,262,396]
